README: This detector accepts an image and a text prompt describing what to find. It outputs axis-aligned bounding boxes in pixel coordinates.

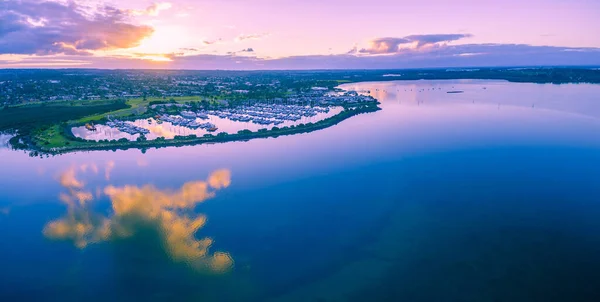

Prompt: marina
[73,103,346,141]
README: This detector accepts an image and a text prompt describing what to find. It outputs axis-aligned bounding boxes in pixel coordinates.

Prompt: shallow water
[2,80,600,301]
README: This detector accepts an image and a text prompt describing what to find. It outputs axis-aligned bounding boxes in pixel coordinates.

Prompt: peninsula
[2,67,599,155]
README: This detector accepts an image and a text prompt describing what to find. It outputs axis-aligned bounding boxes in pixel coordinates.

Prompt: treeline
[298,68,600,85]
[0,100,128,133]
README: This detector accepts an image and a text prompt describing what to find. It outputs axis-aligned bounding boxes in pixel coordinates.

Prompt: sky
[1,0,600,69]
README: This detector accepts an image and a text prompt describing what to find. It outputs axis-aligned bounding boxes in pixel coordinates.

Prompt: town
[2,68,600,106]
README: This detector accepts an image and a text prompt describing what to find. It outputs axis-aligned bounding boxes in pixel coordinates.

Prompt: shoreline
[18,102,380,155]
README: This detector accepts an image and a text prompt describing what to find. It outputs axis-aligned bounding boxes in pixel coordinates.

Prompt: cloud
[359,37,411,54]
[0,55,91,67]
[147,124,176,139]
[227,48,256,55]
[48,166,103,248]
[129,2,172,17]
[358,34,472,55]
[174,44,600,69]
[0,0,154,55]
[208,169,231,189]
[235,33,270,42]
[202,39,222,45]
[404,34,473,48]
[59,166,85,189]
[44,167,234,273]
[4,42,600,69]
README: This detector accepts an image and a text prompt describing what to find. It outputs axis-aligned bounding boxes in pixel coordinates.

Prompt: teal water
[2,80,600,301]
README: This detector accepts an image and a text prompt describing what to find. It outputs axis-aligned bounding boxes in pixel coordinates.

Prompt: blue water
[2,80,600,301]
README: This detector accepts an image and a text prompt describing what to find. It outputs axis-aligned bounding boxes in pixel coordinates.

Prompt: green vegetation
[32,124,73,148]
[0,100,127,132]
[76,96,201,123]
[0,95,203,151]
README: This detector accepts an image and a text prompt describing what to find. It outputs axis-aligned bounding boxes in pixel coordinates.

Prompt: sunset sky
[1,0,600,69]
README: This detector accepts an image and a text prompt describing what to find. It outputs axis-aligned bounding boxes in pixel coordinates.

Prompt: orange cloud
[1,1,155,55]
[208,169,231,189]
[147,125,176,139]
[44,168,233,273]
[59,166,85,189]
[48,166,107,248]
[43,212,110,249]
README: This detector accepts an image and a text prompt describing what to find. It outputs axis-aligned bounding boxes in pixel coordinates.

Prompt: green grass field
[34,124,76,148]
[76,96,202,123]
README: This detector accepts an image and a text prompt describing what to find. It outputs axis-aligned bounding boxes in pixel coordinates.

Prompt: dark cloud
[358,34,472,54]
[0,0,154,55]
[226,48,255,55]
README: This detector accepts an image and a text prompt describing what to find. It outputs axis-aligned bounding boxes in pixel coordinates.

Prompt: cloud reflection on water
[44,165,233,273]
[147,124,177,139]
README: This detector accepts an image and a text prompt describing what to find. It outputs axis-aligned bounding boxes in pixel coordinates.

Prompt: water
[2,80,600,301]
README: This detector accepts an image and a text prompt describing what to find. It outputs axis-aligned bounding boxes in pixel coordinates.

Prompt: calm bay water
[2,80,600,301]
